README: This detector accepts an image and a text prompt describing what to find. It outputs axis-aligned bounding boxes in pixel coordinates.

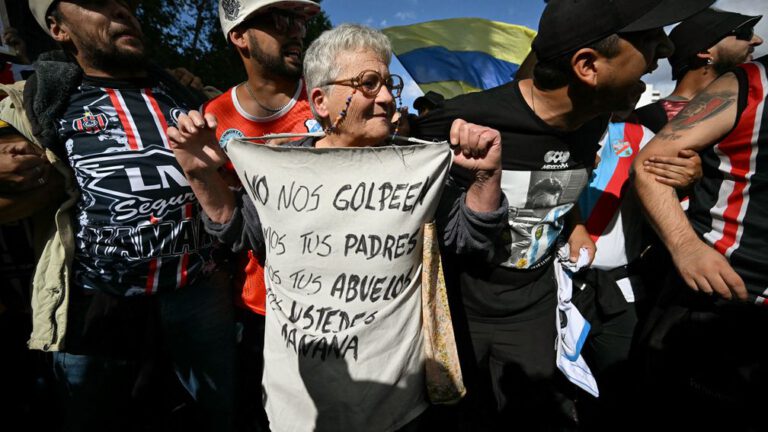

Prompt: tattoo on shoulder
[654,129,682,141]
[668,91,736,131]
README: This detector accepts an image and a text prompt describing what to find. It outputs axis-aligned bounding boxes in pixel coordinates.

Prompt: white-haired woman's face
[318,50,398,146]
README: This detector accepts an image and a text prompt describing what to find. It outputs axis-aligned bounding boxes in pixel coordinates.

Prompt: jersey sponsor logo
[72,110,109,134]
[221,0,241,21]
[72,146,196,224]
[305,119,322,133]
[542,150,571,169]
[219,128,244,149]
[611,139,633,157]
[80,217,212,261]
[544,150,570,164]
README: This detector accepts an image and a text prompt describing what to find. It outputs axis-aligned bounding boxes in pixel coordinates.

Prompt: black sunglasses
[731,26,755,42]
[240,9,308,38]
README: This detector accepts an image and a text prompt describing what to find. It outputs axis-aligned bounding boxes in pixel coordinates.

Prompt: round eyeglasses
[323,70,404,99]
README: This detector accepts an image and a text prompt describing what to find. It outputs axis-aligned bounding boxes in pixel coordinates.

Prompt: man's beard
[80,37,148,77]
[247,34,302,79]
[714,49,752,76]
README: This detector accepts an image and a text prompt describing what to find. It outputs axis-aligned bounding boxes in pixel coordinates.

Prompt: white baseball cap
[219,0,320,40]
[29,0,57,34]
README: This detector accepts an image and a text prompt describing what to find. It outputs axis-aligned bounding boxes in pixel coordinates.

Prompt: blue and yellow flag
[383,18,536,99]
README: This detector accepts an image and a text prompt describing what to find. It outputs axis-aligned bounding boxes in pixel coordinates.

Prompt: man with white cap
[205,2,321,430]
[17,1,236,430]
[214,0,320,124]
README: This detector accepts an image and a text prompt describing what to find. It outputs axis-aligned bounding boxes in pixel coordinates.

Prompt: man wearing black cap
[413,90,444,116]
[632,9,761,343]
[636,8,763,132]
[634,52,768,430]
[411,0,712,428]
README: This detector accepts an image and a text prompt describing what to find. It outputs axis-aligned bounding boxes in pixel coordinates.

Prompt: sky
[321,0,768,108]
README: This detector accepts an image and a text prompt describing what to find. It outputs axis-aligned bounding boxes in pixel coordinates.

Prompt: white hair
[303,23,392,119]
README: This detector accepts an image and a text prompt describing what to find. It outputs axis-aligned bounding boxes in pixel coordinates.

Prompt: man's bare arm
[632,72,747,300]
[167,111,235,224]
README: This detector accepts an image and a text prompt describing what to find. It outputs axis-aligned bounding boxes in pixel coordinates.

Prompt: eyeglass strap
[325,88,356,134]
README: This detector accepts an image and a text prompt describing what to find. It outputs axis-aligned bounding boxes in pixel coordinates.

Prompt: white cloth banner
[226,139,452,432]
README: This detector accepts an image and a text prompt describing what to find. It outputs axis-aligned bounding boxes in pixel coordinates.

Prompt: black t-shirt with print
[412,81,608,321]
[57,75,214,297]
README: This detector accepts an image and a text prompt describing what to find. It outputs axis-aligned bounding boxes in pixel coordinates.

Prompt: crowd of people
[0,0,766,431]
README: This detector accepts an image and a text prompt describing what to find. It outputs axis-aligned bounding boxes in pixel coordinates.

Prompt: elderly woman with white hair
[169,24,506,432]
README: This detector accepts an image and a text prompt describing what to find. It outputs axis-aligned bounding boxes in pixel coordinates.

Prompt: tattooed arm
[632,72,747,300]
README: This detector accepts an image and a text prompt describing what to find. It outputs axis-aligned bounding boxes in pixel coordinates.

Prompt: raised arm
[449,119,502,212]
[632,72,746,300]
[168,111,265,253]
[167,110,234,224]
[437,119,508,262]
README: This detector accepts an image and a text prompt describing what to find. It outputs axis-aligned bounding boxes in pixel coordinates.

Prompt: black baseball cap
[669,8,762,80]
[533,0,715,62]
[413,91,445,112]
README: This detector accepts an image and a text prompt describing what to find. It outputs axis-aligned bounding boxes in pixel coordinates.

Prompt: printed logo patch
[544,151,570,164]
[219,128,244,150]
[73,110,109,134]
[612,139,633,157]
[542,150,571,170]
[305,119,322,133]
[221,0,241,21]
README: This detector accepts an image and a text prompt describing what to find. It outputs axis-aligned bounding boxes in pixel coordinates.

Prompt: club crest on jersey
[219,128,244,150]
[611,139,633,157]
[305,119,322,133]
[73,110,109,134]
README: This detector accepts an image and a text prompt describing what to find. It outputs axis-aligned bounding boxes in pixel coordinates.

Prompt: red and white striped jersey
[688,55,768,303]
[57,75,215,296]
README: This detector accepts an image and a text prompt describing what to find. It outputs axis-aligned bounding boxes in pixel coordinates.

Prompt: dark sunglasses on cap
[731,26,755,41]
[241,9,308,38]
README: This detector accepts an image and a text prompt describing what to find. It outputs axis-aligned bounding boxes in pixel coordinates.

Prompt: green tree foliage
[305,2,333,48]
[136,0,332,91]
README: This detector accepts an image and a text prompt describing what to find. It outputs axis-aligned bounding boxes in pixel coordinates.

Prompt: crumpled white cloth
[554,244,599,397]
